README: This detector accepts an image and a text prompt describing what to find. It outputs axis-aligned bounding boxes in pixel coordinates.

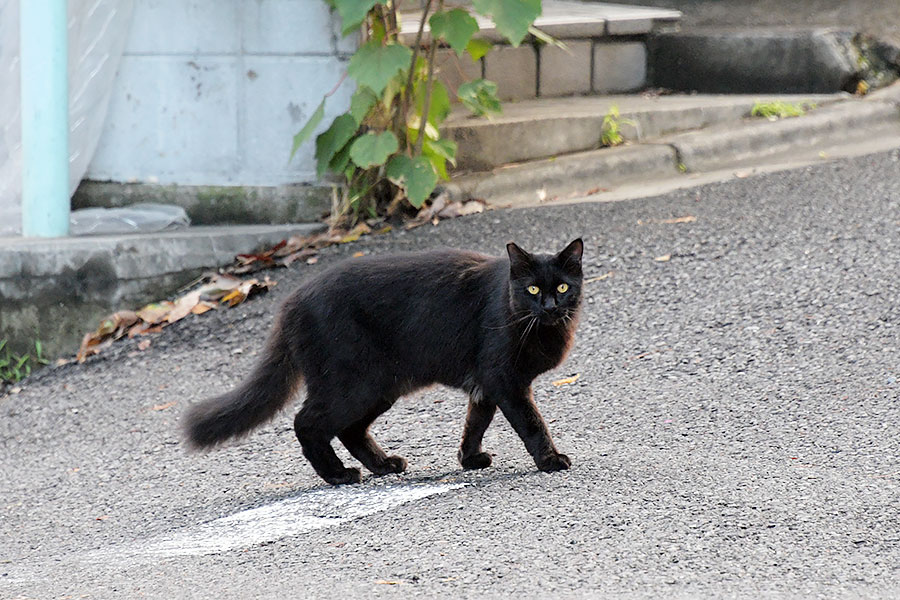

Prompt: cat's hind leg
[294,405,361,485]
[458,397,497,469]
[338,399,407,476]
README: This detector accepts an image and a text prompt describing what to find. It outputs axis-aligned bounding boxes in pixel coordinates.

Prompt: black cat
[184,239,584,485]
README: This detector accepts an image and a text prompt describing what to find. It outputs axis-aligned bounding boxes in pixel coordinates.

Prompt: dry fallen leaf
[340,222,372,243]
[655,254,671,262]
[166,291,201,324]
[152,401,176,411]
[232,240,288,274]
[659,215,696,224]
[136,302,175,325]
[375,581,402,585]
[191,301,217,315]
[552,374,580,386]
[196,274,244,300]
[220,277,275,307]
[353,251,365,258]
[77,311,141,362]
[584,271,613,283]
[137,339,151,351]
[437,200,485,219]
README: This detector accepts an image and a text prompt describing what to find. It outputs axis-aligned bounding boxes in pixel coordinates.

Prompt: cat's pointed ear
[555,238,584,274]
[506,242,533,278]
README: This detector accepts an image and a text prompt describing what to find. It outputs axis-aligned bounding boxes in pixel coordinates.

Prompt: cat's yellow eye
[557,283,569,294]
[527,285,540,295]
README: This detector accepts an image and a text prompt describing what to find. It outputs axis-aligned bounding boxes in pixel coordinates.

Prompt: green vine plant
[291,0,543,226]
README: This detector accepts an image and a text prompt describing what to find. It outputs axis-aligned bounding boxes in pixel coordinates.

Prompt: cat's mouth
[539,311,565,325]
[540,308,576,326]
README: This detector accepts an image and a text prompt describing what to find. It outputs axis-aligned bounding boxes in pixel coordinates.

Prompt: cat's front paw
[536,452,571,472]
[375,456,407,475]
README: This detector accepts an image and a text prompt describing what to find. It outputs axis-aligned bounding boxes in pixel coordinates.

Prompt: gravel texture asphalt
[1,149,899,599]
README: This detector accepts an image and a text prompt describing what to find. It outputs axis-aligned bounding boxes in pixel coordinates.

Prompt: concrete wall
[86,0,357,187]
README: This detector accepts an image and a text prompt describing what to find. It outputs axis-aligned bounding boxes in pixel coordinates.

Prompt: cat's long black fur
[184,239,583,485]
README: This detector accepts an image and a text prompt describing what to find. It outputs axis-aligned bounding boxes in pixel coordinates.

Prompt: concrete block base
[593,42,647,93]
[485,45,538,100]
[72,181,334,226]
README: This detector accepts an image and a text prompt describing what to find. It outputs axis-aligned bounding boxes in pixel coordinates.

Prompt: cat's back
[312,248,500,295]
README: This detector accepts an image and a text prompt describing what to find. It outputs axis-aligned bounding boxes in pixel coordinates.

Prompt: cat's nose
[542,296,557,310]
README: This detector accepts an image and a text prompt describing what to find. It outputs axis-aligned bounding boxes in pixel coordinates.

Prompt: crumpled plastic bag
[69,203,190,235]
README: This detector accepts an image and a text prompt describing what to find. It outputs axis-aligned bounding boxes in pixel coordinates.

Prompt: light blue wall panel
[86,0,356,187]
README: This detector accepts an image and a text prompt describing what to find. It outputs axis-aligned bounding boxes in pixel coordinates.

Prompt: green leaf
[423,137,458,180]
[414,79,451,127]
[386,154,438,208]
[349,86,378,124]
[290,99,326,161]
[406,118,440,143]
[328,141,354,175]
[424,137,457,164]
[429,8,480,57]
[457,79,502,117]
[466,38,493,61]
[381,72,406,110]
[334,0,386,36]
[349,131,399,168]
[471,0,541,47]
[348,40,413,95]
[314,113,359,177]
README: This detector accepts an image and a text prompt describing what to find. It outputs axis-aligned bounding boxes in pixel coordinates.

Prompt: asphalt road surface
[2,149,899,599]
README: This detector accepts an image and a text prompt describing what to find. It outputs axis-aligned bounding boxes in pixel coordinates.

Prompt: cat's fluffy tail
[183,326,301,448]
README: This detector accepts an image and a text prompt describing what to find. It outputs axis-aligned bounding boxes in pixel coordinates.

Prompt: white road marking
[91,482,465,559]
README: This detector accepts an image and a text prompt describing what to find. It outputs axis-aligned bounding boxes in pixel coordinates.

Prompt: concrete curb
[448,143,679,206]
[0,223,324,357]
[665,98,900,172]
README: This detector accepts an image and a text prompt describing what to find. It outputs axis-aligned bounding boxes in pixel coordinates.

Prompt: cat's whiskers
[513,315,539,366]
[483,311,533,330]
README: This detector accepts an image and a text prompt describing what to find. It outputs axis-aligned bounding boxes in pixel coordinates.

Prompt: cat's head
[506,238,583,325]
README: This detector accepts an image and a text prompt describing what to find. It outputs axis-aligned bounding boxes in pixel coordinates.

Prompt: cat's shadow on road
[248,467,535,508]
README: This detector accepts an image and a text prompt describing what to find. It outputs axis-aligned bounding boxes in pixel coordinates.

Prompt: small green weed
[751,101,815,120]
[0,339,50,384]
[601,105,636,147]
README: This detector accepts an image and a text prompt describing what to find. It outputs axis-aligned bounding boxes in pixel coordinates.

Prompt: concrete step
[443,93,850,170]
[443,91,900,207]
[400,0,681,100]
